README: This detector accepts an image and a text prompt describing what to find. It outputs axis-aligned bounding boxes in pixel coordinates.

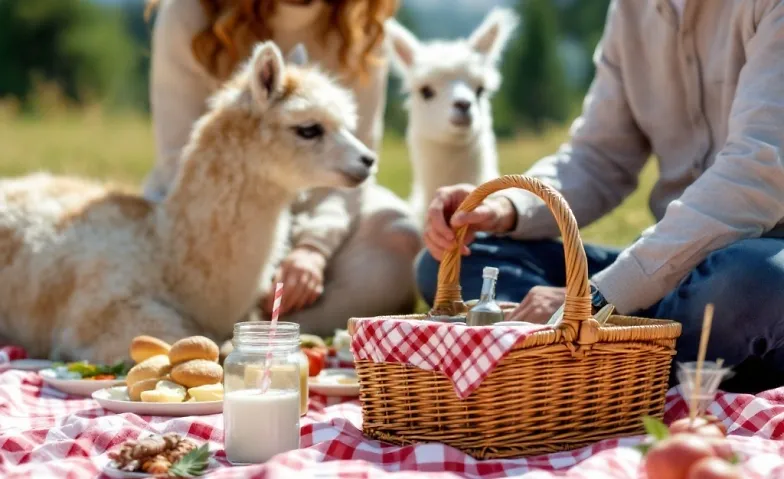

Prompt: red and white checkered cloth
[0,346,27,367]
[351,318,548,398]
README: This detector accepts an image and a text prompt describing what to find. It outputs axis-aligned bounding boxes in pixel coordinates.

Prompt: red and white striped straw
[259,282,284,393]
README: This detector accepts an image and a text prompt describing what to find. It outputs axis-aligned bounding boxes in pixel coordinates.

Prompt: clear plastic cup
[676,361,732,417]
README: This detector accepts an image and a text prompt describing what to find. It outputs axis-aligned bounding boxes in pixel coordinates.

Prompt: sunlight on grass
[0,111,656,246]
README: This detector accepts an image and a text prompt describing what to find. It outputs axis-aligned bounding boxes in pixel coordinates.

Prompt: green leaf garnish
[642,416,670,442]
[727,452,741,465]
[633,443,652,455]
[168,443,210,477]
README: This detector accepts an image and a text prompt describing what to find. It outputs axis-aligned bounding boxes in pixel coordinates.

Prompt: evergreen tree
[503,0,570,133]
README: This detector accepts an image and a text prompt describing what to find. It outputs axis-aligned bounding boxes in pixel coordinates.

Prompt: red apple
[644,434,716,479]
[686,457,742,479]
[670,415,727,438]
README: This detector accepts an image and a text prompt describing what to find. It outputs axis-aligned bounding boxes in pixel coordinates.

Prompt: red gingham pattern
[0,346,27,367]
[2,350,784,478]
[350,318,548,399]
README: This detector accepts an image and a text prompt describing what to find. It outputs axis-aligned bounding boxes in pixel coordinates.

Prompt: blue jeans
[415,236,784,393]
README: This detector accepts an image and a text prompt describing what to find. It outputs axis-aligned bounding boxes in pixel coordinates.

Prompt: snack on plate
[126,355,171,389]
[50,360,130,380]
[187,383,224,402]
[168,336,220,365]
[130,336,172,363]
[108,433,209,476]
[170,359,223,388]
[129,377,161,402]
[140,380,188,403]
[300,334,327,377]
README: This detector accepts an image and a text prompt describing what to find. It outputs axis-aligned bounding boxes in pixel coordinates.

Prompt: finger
[424,229,451,260]
[292,273,315,312]
[451,204,494,229]
[282,272,303,313]
[427,196,454,242]
[508,303,531,322]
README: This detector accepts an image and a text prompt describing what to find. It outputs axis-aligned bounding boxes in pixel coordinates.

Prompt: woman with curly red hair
[143,0,421,338]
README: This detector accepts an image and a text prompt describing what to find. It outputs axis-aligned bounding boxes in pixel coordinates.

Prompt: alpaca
[385,8,519,227]
[0,42,376,363]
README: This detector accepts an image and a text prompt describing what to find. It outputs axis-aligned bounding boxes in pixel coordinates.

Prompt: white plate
[39,368,125,396]
[92,387,223,416]
[0,359,56,372]
[104,457,220,478]
[308,368,359,397]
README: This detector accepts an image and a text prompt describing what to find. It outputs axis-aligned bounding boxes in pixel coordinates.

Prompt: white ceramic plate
[308,368,359,397]
[92,387,222,416]
[39,368,125,396]
[103,457,220,478]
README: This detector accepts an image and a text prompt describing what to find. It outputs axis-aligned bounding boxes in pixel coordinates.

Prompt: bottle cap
[482,266,499,280]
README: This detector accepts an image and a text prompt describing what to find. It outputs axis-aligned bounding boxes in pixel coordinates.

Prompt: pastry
[187,383,224,402]
[126,355,171,389]
[129,377,160,401]
[168,336,219,365]
[130,336,172,363]
[140,380,187,403]
[170,359,223,388]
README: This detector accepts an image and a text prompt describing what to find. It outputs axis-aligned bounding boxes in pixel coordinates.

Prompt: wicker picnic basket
[347,175,682,459]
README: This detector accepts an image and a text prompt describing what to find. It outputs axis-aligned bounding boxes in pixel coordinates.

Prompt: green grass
[0,111,656,246]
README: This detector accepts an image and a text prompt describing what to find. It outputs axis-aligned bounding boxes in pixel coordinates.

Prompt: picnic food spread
[50,360,130,381]
[121,335,224,403]
[108,432,210,476]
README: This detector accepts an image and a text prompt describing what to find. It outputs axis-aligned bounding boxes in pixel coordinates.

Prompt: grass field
[0,110,657,246]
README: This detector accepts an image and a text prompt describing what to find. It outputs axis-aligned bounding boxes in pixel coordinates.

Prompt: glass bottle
[223,321,302,465]
[466,267,504,326]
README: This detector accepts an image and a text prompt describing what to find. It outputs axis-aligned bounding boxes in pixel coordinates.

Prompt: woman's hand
[262,246,327,315]
[424,184,518,261]
[506,286,566,324]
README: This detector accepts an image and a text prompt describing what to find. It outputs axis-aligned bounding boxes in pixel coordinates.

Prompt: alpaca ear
[286,43,309,66]
[468,7,519,63]
[250,41,285,104]
[385,18,420,73]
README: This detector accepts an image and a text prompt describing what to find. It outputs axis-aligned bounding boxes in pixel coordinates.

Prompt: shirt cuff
[293,235,336,261]
[590,250,672,315]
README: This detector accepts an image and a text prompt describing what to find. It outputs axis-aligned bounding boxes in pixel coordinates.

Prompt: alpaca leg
[281,186,422,336]
[61,298,203,364]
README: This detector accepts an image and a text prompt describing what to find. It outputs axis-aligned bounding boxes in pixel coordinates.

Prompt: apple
[644,434,715,479]
[670,415,727,438]
[686,457,742,479]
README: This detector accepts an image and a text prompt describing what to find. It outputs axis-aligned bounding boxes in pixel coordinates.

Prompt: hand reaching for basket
[505,286,565,324]
[424,184,518,261]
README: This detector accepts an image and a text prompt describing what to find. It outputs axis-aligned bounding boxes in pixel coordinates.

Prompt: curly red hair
[147,0,398,81]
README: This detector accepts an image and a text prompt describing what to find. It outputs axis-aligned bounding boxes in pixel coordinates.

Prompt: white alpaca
[386,8,519,226]
[0,42,376,363]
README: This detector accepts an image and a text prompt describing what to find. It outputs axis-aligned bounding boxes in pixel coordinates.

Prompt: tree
[502,0,570,133]
[0,0,138,111]
[558,0,611,90]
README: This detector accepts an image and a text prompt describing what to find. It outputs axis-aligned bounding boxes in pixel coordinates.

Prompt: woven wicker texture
[349,175,682,459]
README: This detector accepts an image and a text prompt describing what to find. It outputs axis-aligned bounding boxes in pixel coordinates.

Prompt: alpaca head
[203,41,376,191]
[386,8,518,142]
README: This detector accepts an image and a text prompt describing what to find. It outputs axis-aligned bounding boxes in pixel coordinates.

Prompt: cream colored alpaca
[386,8,518,227]
[0,42,376,362]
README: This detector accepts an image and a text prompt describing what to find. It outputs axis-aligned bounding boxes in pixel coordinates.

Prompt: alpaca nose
[360,155,376,168]
[453,100,471,113]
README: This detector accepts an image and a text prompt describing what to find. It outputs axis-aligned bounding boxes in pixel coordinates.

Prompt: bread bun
[170,359,223,388]
[168,336,219,365]
[125,354,171,388]
[128,377,160,401]
[130,335,171,363]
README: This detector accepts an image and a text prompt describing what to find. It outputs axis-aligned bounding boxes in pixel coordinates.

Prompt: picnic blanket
[2,368,784,479]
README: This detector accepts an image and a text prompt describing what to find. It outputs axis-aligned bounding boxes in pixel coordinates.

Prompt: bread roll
[128,377,160,401]
[130,335,171,363]
[126,354,171,388]
[168,336,219,365]
[170,359,223,388]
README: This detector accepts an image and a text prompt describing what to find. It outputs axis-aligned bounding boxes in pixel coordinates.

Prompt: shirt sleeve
[493,0,651,239]
[143,0,213,201]
[592,0,784,314]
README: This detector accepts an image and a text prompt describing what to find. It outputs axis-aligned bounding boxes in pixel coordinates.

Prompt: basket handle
[431,175,595,343]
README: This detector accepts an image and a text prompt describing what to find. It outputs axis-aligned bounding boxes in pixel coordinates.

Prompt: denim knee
[414,248,440,306]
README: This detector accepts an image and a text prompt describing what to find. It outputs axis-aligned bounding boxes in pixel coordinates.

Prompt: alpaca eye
[420,85,435,100]
[476,86,485,97]
[293,123,324,140]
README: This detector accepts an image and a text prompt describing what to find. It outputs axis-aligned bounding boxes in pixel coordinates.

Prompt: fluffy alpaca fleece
[386,8,518,227]
[0,42,376,362]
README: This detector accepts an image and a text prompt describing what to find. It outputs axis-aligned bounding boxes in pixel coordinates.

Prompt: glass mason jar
[223,321,303,465]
